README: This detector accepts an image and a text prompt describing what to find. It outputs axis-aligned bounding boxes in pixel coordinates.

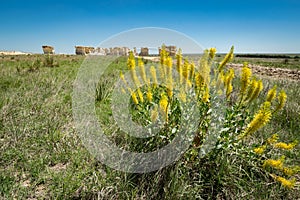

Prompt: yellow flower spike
[199,50,210,86]
[120,71,127,86]
[274,140,298,150]
[132,73,141,88]
[225,68,235,99]
[209,47,217,59]
[282,167,296,176]
[131,91,139,105]
[216,71,225,89]
[166,56,173,68]
[127,51,136,70]
[202,86,210,102]
[176,48,182,72]
[240,101,272,139]
[127,52,141,87]
[218,46,234,72]
[245,78,258,101]
[190,62,195,80]
[137,88,144,103]
[275,90,287,112]
[159,94,169,122]
[150,105,158,123]
[253,145,266,154]
[146,87,153,102]
[240,64,252,97]
[195,72,203,89]
[166,56,173,77]
[271,175,296,189]
[138,57,147,84]
[226,84,233,99]
[158,65,166,82]
[182,58,190,79]
[249,80,263,102]
[160,44,167,66]
[178,65,183,84]
[267,134,279,144]
[263,158,283,170]
[150,66,158,87]
[266,85,277,102]
[183,59,191,89]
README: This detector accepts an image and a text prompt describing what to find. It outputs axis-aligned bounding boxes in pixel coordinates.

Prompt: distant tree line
[235,54,300,59]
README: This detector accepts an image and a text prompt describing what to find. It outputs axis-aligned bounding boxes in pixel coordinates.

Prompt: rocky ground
[227,63,300,82]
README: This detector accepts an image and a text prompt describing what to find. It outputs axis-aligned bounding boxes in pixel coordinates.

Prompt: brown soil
[227,63,300,82]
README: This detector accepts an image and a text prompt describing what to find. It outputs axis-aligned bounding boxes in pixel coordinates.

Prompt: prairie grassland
[0,54,299,199]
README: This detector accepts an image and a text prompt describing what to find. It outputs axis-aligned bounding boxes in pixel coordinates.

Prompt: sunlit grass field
[0,54,299,199]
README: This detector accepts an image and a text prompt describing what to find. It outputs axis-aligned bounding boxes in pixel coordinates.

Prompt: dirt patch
[49,163,67,172]
[227,63,300,82]
[141,57,300,81]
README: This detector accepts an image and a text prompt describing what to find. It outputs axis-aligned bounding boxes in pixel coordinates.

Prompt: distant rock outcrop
[139,47,149,56]
[0,51,29,55]
[42,45,55,54]
[159,45,177,56]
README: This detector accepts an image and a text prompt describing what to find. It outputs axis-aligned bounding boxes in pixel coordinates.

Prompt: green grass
[0,54,299,199]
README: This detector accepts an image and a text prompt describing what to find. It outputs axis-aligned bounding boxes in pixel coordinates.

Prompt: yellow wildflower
[158,65,166,81]
[216,71,225,89]
[245,78,258,101]
[127,51,135,70]
[199,50,210,85]
[274,141,297,150]
[267,134,279,144]
[128,54,140,87]
[254,145,266,154]
[195,72,204,89]
[146,88,153,102]
[240,64,252,97]
[176,48,182,72]
[282,167,296,176]
[202,86,210,102]
[182,58,190,80]
[266,85,277,102]
[131,91,139,105]
[138,57,147,84]
[271,175,296,189]
[120,71,127,86]
[209,47,217,59]
[160,44,167,66]
[240,102,272,139]
[150,66,158,86]
[249,80,263,102]
[218,46,234,72]
[224,68,235,99]
[137,88,144,103]
[190,62,195,80]
[166,56,173,68]
[159,94,169,121]
[263,158,283,170]
[275,90,287,112]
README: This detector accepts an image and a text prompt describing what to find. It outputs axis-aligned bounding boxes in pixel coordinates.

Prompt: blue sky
[1,0,299,54]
